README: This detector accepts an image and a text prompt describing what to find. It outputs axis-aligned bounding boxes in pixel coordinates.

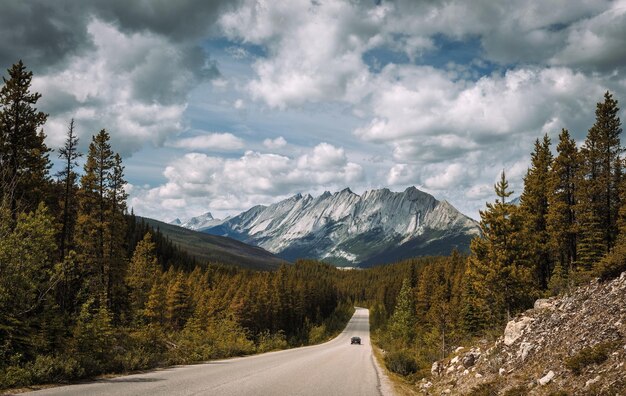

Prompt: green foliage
[467,171,535,325]
[257,330,289,353]
[384,350,418,376]
[564,341,618,375]
[520,134,553,289]
[388,278,416,345]
[597,235,626,281]
[0,61,50,217]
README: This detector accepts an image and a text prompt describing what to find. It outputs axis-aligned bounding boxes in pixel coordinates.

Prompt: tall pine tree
[0,61,49,221]
[76,130,114,307]
[519,134,553,289]
[467,171,534,324]
[57,119,82,260]
[547,129,579,287]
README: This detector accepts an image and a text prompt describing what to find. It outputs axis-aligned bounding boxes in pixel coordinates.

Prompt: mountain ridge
[177,186,480,267]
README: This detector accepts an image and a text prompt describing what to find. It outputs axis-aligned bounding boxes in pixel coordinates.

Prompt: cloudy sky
[3,0,626,221]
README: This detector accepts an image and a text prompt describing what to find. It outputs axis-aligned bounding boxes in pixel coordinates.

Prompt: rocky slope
[198,187,480,267]
[424,273,626,395]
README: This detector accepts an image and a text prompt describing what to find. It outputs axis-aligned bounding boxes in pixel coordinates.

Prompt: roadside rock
[426,271,626,395]
[504,316,534,346]
[538,370,555,385]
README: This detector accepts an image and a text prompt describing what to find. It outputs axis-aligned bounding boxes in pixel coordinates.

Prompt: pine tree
[76,130,114,306]
[577,92,623,269]
[547,129,578,286]
[467,171,535,324]
[106,153,128,314]
[57,119,82,260]
[388,278,416,345]
[0,61,50,221]
[126,232,160,323]
[520,134,553,289]
[167,272,191,331]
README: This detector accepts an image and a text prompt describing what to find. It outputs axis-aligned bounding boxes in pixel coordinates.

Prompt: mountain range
[171,186,480,267]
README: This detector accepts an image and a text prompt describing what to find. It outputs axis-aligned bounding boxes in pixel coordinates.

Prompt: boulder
[538,370,555,386]
[462,353,476,368]
[504,316,534,346]
[534,298,554,310]
[431,361,442,377]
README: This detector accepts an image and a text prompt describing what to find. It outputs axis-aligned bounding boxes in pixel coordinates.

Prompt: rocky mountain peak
[201,186,480,266]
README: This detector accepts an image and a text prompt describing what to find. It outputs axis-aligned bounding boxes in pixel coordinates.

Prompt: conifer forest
[1,60,625,389]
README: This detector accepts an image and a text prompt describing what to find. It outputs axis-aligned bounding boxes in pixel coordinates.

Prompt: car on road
[351,336,361,345]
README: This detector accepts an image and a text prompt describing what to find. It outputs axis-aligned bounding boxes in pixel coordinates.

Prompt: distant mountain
[170,212,226,231]
[139,216,286,271]
[189,186,480,267]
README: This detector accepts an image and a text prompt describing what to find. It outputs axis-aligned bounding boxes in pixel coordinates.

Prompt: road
[27,307,393,396]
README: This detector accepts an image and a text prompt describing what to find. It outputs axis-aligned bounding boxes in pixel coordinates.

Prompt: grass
[564,341,619,375]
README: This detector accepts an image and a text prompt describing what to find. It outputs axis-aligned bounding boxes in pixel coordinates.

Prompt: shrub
[308,325,327,344]
[257,330,288,353]
[565,342,618,375]
[597,239,626,281]
[384,350,418,376]
[469,381,498,396]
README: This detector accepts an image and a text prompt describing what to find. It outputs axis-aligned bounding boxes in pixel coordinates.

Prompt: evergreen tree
[167,272,191,331]
[467,171,534,324]
[106,153,128,315]
[388,278,416,345]
[57,119,82,260]
[126,233,160,323]
[577,91,622,268]
[520,134,553,289]
[547,129,578,286]
[0,61,49,221]
[75,130,114,307]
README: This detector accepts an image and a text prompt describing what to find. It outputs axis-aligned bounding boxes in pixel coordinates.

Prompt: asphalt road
[27,307,393,396]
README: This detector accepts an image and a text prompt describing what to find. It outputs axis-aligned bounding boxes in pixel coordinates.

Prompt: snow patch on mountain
[170,212,226,231]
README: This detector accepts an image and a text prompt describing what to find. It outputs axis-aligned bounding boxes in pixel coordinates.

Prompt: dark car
[351,336,361,345]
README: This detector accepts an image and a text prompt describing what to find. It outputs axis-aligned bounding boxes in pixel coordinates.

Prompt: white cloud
[32,19,198,154]
[170,132,244,150]
[130,142,364,219]
[233,99,245,109]
[263,136,287,149]
[219,0,379,108]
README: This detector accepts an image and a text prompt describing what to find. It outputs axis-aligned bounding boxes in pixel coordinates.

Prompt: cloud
[130,143,364,219]
[219,0,380,108]
[356,65,612,164]
[31,19,206,154]
[263,136,287,149]
[170,133,245,151]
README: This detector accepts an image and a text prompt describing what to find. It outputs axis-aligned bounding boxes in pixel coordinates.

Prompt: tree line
[0,61,351,389]
[335,91,624,378]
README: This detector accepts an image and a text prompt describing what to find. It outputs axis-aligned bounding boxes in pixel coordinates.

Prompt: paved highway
[28,307,393,396]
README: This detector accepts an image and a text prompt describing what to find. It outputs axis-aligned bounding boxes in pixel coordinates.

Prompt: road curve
[28,307,392,396]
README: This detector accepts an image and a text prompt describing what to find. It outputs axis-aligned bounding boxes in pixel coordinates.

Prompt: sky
[2,0,626,221]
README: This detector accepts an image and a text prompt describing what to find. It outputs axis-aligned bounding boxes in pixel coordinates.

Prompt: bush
[384,350,418,376]
[257,330,288,353]
[469,381,498,396]
[597,239,626,281]
[565,342,618,375]
[308,325,327,344]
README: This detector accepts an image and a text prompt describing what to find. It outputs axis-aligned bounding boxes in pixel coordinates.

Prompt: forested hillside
[0,62,351,390]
